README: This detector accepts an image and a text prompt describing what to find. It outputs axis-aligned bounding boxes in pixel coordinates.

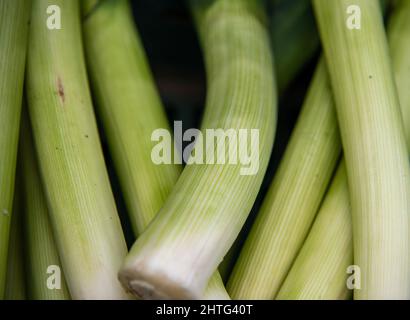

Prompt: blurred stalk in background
[0,0,30,299]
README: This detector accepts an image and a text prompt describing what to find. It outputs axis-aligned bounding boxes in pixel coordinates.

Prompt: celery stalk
[313,0,410,299]
[82,0,228,300]
[26,0,129,299]
[119,0,277,299]
[20,114,70,300]
[227,58,341,299]
[0,0,30,298]
[389,0,410,150]
[276,162,352,300]
[82,0,181,235]
[277,0,410,300]
[4,183,26,300]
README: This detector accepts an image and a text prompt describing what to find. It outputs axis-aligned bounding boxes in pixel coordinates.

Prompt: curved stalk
[203,273,230,300]
[218,0,321,282]
[0,0,30,298]
[26,0,129,299]
[119,0,277,299]
[313,0,410,299]
[82,0,228,300]
[20,114,70,300]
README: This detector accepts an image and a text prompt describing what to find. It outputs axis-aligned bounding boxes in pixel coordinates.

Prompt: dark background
[132,0,207,130]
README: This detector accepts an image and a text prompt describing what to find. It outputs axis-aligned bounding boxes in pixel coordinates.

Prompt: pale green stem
[389,0,410,150]
[82,0,228,300]
[276,162,352,300]
[227,58,341,299]
[0,0,30,299]
[20,113,70,300]
[276,0,410,300]
[227,0,389,300]
[26,0,130,299]
[313,0,410,299]
[4,181,26,300]
[82,0,181,236]
[119,0,277,299]
[218,0,320,282]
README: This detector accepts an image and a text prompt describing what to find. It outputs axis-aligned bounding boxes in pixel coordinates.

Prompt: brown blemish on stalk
[57,77,65,103]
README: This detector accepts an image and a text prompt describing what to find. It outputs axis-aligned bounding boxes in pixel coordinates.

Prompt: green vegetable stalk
[313,0,410,299]
[26,0,129,299]
[276,162,352,300]
[4,183,26,300]
[82,0,181,235]
[20,113,70,300]
[218,0,321,282]
[227,58,341,299]
[389,0,410,150]
[82,0,228,299]
[119,0,277,299]
[277,0,410,300]
[0,0,30,299]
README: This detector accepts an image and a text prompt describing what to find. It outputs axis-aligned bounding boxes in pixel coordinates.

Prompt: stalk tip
[119,267,201,300]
